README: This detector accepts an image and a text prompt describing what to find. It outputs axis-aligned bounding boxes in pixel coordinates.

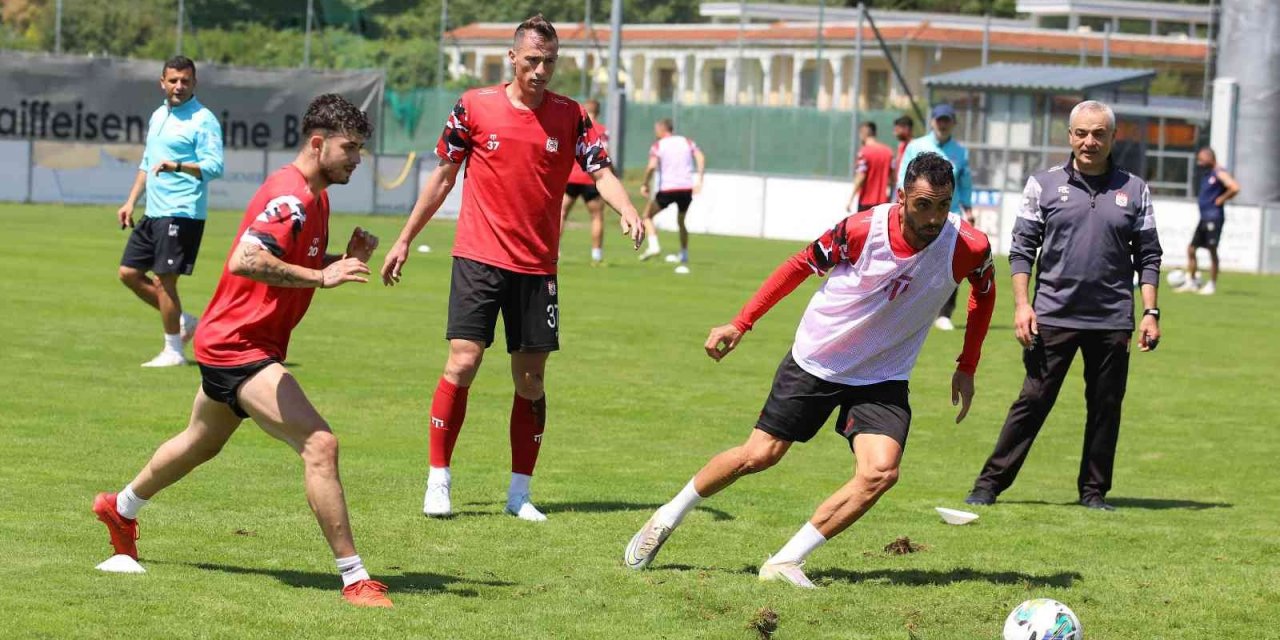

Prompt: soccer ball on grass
[1002,598,1082,640]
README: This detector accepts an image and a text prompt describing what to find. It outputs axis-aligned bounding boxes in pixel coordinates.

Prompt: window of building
[710,67,726,104]
[658,68,677,103]
[800,66,818,106]
[866,70,889,110]
[484,61,503,83]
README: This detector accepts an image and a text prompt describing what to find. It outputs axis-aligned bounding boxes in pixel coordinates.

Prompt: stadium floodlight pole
[303,0,314,68]
[176,0,184,55]
[54,0,62,54]
[605,0,624,174]
[437,0,449,88]
[850,3,863,160]
[582,0,592,99]
[981,14,990,66]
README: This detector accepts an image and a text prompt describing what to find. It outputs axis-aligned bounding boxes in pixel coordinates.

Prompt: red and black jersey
[437,85,611,275]
[194,164,330,367]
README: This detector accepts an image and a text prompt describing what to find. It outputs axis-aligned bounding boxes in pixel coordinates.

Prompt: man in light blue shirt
[896,103,974,330]
[117,56,224,367]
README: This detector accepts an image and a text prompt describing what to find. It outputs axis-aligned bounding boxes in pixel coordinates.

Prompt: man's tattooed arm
[229,241,324,288]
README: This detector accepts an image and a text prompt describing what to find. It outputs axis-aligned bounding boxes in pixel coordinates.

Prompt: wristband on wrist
[1143,308,1160,319]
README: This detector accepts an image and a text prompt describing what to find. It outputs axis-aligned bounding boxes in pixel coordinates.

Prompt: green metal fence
[381,88,900,180]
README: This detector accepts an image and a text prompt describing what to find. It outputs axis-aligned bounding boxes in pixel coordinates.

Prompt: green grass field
[1,202,1277,639]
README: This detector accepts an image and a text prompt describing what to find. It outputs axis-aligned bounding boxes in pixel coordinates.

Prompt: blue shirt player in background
[897,103,974,331]
[116,56,224,367]
[1176,146,1239,296]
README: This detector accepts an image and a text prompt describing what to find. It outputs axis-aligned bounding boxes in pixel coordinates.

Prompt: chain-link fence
[381,87,901,181]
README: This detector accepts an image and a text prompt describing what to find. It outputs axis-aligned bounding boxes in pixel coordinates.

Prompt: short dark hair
[657,118,674,132]
[903,152,954,193]
[894,115,913,128]
[301,93,373,140]
[514,14,558,46]
[584,99,600,113]
[861,121,877,136]
[163,55,196,76]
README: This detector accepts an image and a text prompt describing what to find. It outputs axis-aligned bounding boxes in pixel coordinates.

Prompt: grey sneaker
[965,488,997,506]
[624,515,674,570]
[758,558,818,589]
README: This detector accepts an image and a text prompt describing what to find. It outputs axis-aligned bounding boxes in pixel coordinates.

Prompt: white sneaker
[141,350,186,368]
[505,494,547,522]
[639,247,661,261]
[180,313,199,344]
[1199,281,1216,295]
[1174,280,1199,293]
[624,515,675,570]
[674,265,691,275]
[933,316,955,331]
[663,253,680,263]
[423,481,452,517]
[759,558,818,589]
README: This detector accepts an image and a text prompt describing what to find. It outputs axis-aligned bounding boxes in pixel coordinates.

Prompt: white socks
[428,466,451,486]
[509,472,532,498]
[163,333,183,354]
[591,247,603,262]
[647,235,660,252]
[116,484,149,519]
[336,555,370,587]
[770,522,827,565]
[655,479,704,528]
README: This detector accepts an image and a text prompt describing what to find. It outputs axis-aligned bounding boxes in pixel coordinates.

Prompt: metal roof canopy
[1016,0,1212,23]
[924,63,1155,93]
[699,2,1029,27]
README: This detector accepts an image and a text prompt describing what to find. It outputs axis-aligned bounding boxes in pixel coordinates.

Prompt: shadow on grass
[181,562,513,597]
[809,567,1083,588]
[452,501,735,521]
[1000,497,1231,511]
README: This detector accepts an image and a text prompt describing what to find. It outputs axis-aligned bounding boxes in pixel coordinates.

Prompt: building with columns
[444,2,1209,111]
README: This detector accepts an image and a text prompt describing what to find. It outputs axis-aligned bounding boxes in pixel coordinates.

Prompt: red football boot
[92,492,139,560]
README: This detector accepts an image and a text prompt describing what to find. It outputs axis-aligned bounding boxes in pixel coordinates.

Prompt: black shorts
[655,190,693,214]
[564,183,601,202]
[120,216,206,276]
[198,359,277,419]
[756,351,912,448]
[446,257,559,353]
[1191,220,1223,249]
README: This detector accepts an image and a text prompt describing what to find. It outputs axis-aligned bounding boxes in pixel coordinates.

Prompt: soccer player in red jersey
[561,98,611,265]
[624,153,996,587]
[91,94,393,608]
[381,15,644,522]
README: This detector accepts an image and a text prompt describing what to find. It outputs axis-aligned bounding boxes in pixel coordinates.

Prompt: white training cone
[935,507,980,525]
[96,554,146,574]
[417,244,431,253]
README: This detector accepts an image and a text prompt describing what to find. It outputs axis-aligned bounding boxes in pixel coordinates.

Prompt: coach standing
[116,56,224,368]
[965,100,1162,511]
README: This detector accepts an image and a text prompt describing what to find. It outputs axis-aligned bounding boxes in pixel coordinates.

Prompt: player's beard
[320,161,352,185]
[904,213,943,244]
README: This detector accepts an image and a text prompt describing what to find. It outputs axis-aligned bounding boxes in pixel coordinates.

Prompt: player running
[561,98,611,265]
[92,94,393,608]
[638,118,705,273]
[624,152,995,587]
[381,15,645,522]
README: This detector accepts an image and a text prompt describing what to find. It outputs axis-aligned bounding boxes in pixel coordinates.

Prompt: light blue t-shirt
[139,97,224,220]
[895,132,972,213]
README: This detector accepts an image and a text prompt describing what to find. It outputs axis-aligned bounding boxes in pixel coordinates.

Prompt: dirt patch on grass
[884,536,926,555]
[747,607,779,639]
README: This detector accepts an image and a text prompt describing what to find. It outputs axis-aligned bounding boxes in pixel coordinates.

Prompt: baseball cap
[930,104,957,121]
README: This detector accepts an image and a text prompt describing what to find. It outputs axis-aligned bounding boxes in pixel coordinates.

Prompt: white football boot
[141,350,186,368]
[505,493,547,522]
[758,557,819,589]
[623,515,675,570]
[422,480,452,518]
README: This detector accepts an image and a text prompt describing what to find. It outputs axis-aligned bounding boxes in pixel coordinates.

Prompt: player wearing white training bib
[624,152,996,587]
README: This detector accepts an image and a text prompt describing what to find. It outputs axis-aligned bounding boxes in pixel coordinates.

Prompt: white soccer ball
[1166,269,1187,288]
[1003,598,1082,640]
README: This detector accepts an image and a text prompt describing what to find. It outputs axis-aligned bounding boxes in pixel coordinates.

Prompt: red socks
[428,378,469,468]
[510,394,546,476]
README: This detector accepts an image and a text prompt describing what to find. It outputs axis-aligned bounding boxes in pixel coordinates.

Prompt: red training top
[731,206,996,374]
[856,141,893,208]
[194,165,330,367]
[437,85,611,275]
